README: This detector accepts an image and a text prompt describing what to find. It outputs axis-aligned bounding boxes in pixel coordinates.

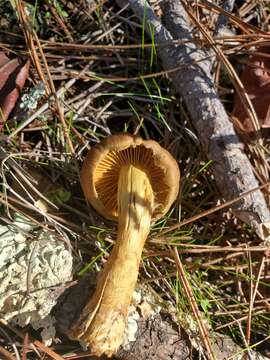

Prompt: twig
[126,0,270,242]
[199,0,267,35]
[0,346,16,360]
[245,249,253,348]
[158,181,270,236]
[0,326,21,360]
[8,77,80,138]
[171,246,216,360]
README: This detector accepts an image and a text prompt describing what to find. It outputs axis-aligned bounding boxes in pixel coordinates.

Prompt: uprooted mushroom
[69,133,180,356]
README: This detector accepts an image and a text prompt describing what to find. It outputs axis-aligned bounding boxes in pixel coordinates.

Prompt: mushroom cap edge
[80,133,180,221]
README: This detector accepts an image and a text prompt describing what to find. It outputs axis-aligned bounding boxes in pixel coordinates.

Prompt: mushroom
[69,133,180,356]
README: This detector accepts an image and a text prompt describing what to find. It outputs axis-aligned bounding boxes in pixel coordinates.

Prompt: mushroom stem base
[69,165,154,357]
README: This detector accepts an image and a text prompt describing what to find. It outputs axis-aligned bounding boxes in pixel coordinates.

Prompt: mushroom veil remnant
[69,133,180,356]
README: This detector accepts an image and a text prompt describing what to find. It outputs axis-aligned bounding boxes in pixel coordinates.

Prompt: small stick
[171,246,216,360]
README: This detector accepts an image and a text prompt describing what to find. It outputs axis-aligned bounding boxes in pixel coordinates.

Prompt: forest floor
[0,1,270,359]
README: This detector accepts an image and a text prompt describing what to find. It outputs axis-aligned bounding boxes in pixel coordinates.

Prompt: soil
[54,275,269,360]
[54,274,192,360]
[116,313,192,360]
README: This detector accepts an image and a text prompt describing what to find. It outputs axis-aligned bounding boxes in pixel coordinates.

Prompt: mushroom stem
[71,164,154,356]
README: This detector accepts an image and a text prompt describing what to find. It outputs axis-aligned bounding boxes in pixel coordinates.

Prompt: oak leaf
[0,52,30,129]
[233,46,270,132]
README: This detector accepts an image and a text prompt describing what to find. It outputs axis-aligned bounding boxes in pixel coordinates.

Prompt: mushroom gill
[94,145,170,218]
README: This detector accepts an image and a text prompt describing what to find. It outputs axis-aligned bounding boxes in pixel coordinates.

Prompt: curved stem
[70,165,154,356]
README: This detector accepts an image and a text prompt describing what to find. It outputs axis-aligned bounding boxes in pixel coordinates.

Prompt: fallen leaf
[0,52,30,129]
[232,46,270,132]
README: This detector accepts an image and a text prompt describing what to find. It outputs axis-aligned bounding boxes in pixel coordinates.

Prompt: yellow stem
[70,164,154,356]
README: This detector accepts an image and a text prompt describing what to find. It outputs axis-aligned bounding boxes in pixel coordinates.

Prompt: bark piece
[126,0,270,241]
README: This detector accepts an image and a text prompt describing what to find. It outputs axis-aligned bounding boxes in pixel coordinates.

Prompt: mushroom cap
[80,133,180,221]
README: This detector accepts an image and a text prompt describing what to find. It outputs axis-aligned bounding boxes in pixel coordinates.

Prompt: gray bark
[214,0,235,36]
[127,0,270,241]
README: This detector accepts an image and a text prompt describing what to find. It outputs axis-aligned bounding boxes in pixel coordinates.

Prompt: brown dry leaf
[0,52,30,129]
[233,46,270,132]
